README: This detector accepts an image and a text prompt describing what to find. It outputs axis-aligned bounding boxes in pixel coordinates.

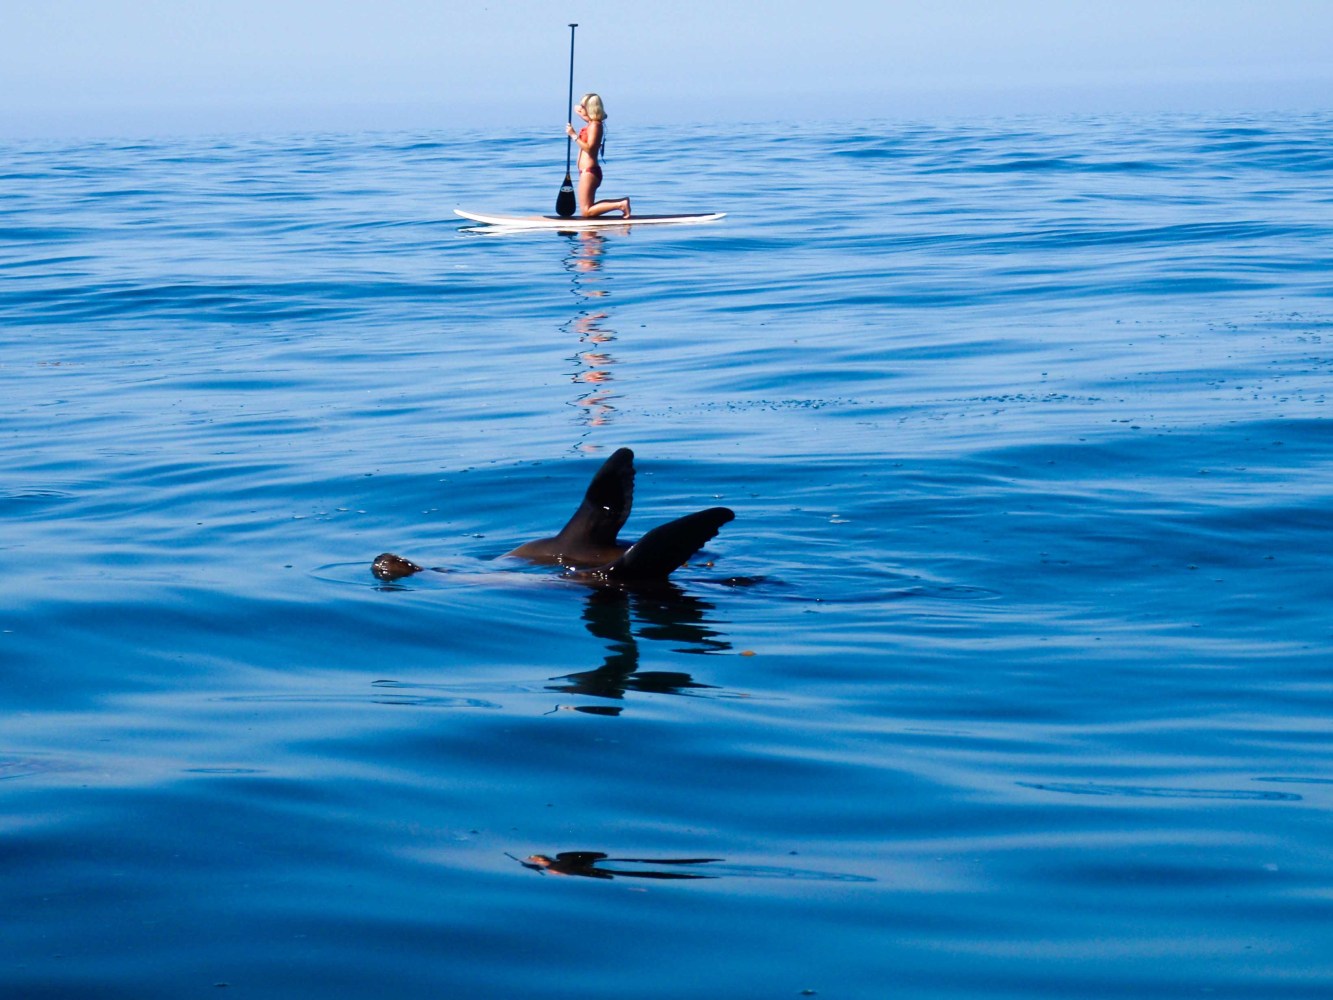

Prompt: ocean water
[2,112,1332,998]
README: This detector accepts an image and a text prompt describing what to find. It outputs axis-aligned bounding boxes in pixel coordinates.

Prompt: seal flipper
[566,446,635,547]
[507,447,636,565]
[585,507,734,584]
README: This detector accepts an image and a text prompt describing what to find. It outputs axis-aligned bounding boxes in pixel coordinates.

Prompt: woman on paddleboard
[565,93,631,219]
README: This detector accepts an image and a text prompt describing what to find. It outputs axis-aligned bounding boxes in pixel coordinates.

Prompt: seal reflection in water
[372,448,733,588]
[512,851,720,880]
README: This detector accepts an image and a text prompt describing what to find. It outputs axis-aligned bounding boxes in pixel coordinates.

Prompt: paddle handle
[565,23,577,173]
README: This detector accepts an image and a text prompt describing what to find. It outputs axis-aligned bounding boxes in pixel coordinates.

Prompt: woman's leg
[578,169,630,218]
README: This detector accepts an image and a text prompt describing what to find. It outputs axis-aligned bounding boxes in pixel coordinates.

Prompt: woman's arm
[565,120,601,153]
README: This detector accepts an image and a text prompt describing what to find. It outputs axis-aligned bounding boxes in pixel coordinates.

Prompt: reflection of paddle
[555,23,578,218]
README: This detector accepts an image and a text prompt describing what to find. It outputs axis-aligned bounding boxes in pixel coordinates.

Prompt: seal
[372,448,733,588]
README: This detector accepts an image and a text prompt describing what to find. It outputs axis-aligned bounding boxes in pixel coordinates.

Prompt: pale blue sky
[3,0,1330,138]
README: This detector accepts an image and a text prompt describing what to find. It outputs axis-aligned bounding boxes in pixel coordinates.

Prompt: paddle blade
[556,173,576,217]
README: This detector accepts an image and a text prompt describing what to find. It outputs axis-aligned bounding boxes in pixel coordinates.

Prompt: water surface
[3,113,1332,998]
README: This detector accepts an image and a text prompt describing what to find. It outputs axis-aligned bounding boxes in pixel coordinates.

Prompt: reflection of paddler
[565,93,631,219]
[574,358,612,382]
[563,229,614,428]
[573,230,606,274]
[574,313,612,343]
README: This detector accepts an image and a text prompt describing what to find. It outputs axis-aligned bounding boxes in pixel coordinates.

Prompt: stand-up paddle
[555,23,578,218]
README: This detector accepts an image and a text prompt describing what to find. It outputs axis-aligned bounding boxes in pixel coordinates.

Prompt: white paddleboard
[455,208,725,230]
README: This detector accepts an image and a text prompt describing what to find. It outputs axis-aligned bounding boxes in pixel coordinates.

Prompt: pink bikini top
[577,124,605,158]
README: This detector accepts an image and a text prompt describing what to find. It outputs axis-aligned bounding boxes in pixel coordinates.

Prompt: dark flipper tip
[554,447,636,550]
[580,448,635,532]
[600,507,734,583]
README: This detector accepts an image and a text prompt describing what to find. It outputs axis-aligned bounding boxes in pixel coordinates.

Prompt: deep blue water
[3,113,1332,998]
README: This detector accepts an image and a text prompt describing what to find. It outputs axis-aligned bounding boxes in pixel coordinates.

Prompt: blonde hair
[580,93,607,121]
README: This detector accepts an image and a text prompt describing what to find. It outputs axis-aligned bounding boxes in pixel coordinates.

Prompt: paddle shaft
[564,23,577,174]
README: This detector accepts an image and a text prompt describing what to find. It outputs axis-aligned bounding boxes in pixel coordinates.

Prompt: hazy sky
[3,0,1330,138]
